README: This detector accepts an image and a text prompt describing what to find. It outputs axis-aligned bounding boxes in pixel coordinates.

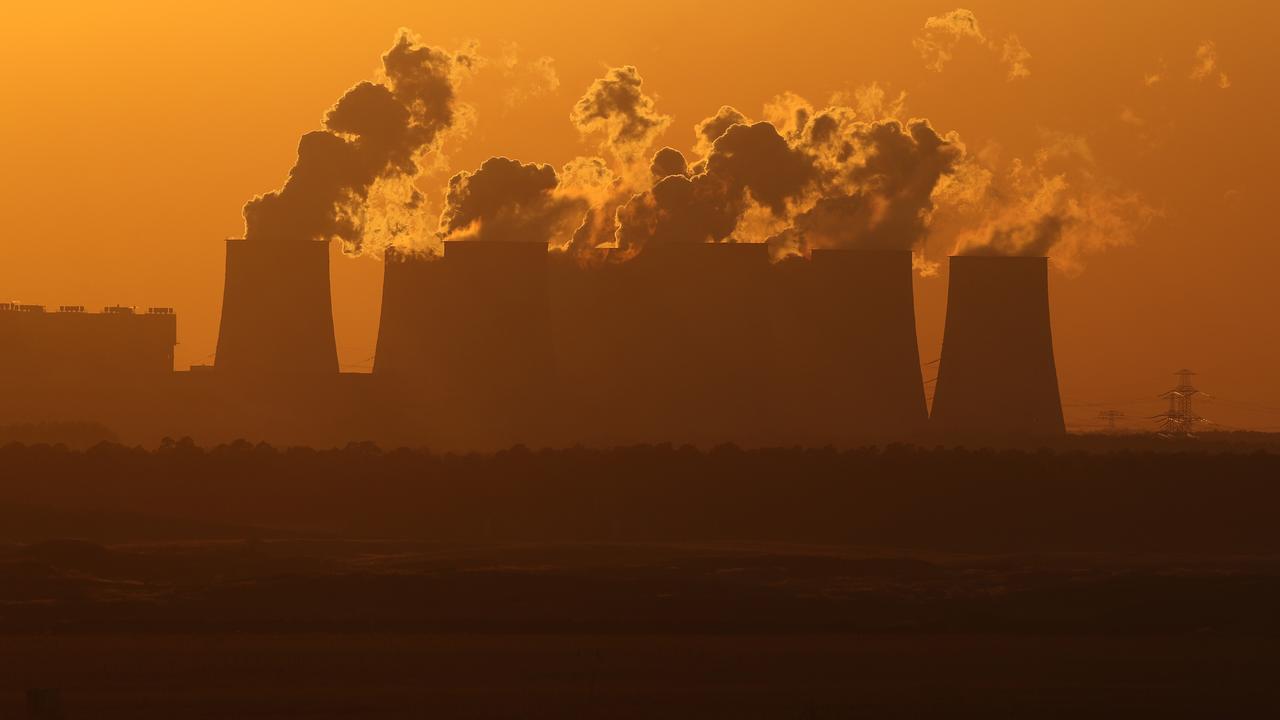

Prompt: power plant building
[0,303,176,378]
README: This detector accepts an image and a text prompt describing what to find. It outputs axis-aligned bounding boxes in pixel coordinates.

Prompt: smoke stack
[214,238,339,375]
[930,255,1065,437]
[775,249,927,443]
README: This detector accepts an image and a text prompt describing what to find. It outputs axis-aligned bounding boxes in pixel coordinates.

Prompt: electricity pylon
[1098,409,1125,432]
[1154,369,1203,437]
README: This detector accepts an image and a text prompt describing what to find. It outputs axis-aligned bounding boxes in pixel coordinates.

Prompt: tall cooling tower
[624,242,775,445]
[440,240,553,393]
[930,255,1065,437]
[774,249,928,443]
[546,250,627,445]
[215,238,339,375]
[372,247,447,378]
[374,241,553,447]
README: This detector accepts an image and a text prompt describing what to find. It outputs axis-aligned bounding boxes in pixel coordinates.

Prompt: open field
[3,442,1280,716]
[2,538,1279,717]
[4,630,1277,718]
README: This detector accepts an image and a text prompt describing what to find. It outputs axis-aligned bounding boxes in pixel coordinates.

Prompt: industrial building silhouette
[0,241,1066,447]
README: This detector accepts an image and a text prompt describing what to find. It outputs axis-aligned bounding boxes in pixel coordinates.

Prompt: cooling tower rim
[810,248,915,262]
[223,236,330,244]
[444,240,550,249]
[811,248,913,255]
[638,241,770,257]
[443,240,550,260]
[948,254,1049,261]
[385,246,442,264]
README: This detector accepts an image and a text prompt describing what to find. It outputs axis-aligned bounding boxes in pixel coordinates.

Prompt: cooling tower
[372,247,447,378]
[214,238,338,375]
[440,240,553,390]
[774,249,928,444]
[930,255,1066,437]
[373,241,554,447]
[546,249,627,445]
[624,242,776,445]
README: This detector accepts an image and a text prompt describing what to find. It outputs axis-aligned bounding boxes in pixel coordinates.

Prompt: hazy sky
[1,1,1277,431]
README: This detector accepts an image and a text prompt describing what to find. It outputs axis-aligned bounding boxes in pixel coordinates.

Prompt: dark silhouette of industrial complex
[0,239,1067,448]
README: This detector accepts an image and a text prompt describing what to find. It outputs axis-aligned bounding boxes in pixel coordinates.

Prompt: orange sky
[2,0,1278,432]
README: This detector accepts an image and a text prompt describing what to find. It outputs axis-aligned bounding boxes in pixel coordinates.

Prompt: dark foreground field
[2,440,1279,717]
[5,630,1277,718]
[3,539,1280,718]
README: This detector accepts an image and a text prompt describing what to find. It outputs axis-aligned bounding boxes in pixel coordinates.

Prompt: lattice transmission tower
[1154,369,1204,437]
[1098,410,1126,432]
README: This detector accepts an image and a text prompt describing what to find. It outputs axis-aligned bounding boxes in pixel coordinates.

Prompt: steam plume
[616,121,815,251]
[498,45,561,106]
[1190,41,1231,89]
[242,30,474,253]
[438,157,587,244]
[571,66,672,166]
[913,8,1031,81]
[771,113,963,256]
[950,134,1159,271]
[650,147,690,181]
[609,92,967,260]
[694,106,751,155]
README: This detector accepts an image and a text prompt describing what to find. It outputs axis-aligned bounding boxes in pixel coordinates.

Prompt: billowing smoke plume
[438,157,588,244]
[913,8,1030,81]
[405,69,980,269]
[778,114,962,255]
[570,66,672,166]
[234,25,1155,279]
[434,153,621,253]
[694,106,750,156]
[950,133,1158,272]
[650,147,689,181]
[609,94,965,261]
[616,120,816,252]
[242,30,475,253]
[537,66,677,256]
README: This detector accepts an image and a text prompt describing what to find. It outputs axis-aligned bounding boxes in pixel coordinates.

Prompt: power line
[1063,396,1164,409]
[1204,396,1280,415]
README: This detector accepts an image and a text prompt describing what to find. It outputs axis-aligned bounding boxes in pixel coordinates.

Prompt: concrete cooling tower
[372,247,448,378]
[773,249,928,444]
[929,255,1066,437]
[624,242,776,445]
[373,241,554,448]
[546,250,628,445]
[215,238,338,375]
